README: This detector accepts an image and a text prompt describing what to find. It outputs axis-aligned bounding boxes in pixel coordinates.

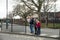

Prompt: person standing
[36,19,41,35]
[29,17,34,33]
[34,18,37,34]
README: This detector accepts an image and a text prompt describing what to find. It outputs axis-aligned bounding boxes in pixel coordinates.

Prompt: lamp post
[6,0,8,29]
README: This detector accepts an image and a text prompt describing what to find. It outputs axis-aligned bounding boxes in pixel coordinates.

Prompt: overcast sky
[0,0,60,18]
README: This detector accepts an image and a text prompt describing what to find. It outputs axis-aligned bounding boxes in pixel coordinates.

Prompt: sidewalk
[0,23,59,39]
[0,33,44,40]
[0,28,59,39]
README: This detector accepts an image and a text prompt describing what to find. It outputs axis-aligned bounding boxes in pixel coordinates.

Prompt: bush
[47,26,60,29]
[41,23,60,29]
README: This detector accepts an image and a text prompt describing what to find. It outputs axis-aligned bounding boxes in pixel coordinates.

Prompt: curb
[0,31,59,39]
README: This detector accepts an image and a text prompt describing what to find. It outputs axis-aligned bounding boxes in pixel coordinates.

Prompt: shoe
[35,33,37,34]
[30,32,33,33]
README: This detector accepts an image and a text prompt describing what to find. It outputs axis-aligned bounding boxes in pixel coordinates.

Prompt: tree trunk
[24,18,27,34]
[38,12,41,22]
[11,19,13,32]
[45,12,48,28]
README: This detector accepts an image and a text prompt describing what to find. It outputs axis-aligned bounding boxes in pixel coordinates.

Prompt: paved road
[0,33,58,40]
[0,23,59,36]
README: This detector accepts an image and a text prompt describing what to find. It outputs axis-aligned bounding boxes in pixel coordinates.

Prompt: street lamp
[6,0,8,18]
[6,0,8,29]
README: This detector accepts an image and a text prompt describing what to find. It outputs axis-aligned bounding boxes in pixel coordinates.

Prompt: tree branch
[31,0,38,8]
[38,0,43,12]
[22,0,37,11]
[46,3,54,11]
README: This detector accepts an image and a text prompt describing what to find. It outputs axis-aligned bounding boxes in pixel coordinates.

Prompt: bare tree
[11,4,34,33]
[42,0,57,27]
[12,0,57,28]
[13,0,57,21]
[12,4,33,19]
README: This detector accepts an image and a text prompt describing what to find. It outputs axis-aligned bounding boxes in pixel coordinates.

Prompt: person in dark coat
[29,17,34,33]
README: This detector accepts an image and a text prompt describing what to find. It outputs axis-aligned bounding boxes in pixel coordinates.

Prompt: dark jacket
[30,18,34,24]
